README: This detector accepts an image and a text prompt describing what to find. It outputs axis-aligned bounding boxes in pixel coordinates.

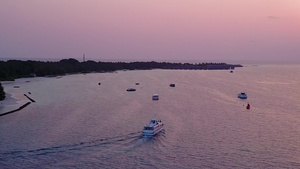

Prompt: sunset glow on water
[1,65,300,168]
[1,0,300,168]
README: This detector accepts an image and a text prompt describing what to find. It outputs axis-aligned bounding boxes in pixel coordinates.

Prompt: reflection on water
[1,65,300,168]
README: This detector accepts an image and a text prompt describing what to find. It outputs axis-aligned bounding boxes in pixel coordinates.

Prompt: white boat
[152,94,159,100]
[142,119,164,136]
[238,92,247,99]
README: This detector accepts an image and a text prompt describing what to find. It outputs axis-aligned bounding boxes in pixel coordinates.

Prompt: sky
[0,0,299,63]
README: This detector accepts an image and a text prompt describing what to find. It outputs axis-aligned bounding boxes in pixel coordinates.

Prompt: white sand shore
[0,93,18,106]
[0,80,32,114]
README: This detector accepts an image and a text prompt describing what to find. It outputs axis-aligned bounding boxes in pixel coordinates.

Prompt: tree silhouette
[0,58,242,81]
[0,82,5,101]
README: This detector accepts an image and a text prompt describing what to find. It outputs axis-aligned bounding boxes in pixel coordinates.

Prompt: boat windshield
[144,127,154,130]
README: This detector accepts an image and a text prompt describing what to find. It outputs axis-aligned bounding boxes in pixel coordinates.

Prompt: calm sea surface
[1,65,300,169]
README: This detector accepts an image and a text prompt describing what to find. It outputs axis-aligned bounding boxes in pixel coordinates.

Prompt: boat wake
[0,130,165,164]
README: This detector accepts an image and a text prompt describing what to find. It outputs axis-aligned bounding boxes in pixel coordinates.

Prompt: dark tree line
[0,58,242,81]
[0,82,5,101]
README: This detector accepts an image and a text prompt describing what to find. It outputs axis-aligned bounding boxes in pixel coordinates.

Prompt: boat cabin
[152,94,159,100]
[144,126,154,130]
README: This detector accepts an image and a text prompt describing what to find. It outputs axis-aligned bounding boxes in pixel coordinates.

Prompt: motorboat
[169,83,175,87]
[135,83,139,85]
[152,94,159,100]
[238,92,247,99]
[127,88,136,92]
[142,119,164,136]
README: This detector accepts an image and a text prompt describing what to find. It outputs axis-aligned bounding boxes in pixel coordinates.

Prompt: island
[0,58,242,81]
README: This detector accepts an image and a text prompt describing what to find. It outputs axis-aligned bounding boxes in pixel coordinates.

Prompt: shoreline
[0,93,34,117]
[0,93,19,106]
[0,58,243,81]
[0,79,36,116]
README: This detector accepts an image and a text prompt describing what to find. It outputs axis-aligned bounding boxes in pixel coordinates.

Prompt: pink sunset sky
[0,0,299,63]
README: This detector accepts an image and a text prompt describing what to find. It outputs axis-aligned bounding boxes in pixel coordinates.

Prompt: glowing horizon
[1,0,299,63]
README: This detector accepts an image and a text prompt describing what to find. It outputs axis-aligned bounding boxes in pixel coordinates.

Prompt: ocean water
[0,65,300,169]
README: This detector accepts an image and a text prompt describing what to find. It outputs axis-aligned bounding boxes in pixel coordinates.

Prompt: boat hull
[127,88,136,91]
[152,94,159,100]
[238,96,247,99]
[142,123,164,136]
[142,127,163,136]
[238,93,247,99]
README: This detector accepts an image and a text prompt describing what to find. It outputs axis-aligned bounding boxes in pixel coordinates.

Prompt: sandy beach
[0,79,35,114]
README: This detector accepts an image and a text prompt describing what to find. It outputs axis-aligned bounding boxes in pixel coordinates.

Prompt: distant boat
[246,104,250,109]
[152,94,159,100]
[127,88,136,92]
[142,119,164,136]
[169,83,175,87]
[238,93,247,99]
[135,83,139,85]
[230,71,233,73]
[13,86,20,88]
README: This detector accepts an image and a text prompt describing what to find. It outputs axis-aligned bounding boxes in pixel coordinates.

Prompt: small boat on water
[127,88,136,92]
[238,92,247,99]
[152,94,159,100]
[142,119,164,136]
[135,83,139,85]
[169,83,175,87]
[246,103,250,109]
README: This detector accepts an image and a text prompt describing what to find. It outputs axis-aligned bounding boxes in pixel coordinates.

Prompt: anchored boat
[152,94,159,100]
[127,88,136,92]
[238,92,247,99]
